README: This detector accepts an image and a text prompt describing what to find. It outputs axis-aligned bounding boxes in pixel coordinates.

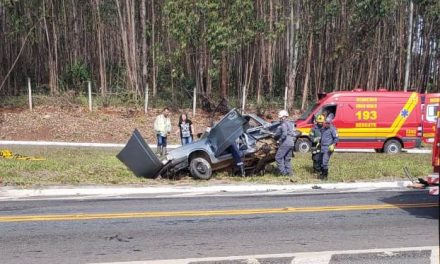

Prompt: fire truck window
[322,105,337,121]
[427,105,438,122]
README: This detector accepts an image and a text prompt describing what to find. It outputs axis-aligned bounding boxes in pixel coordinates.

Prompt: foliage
[60,61,91,91]
[1,0,439,102]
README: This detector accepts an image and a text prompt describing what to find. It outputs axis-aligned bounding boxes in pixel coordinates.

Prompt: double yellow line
[0,203,437,223]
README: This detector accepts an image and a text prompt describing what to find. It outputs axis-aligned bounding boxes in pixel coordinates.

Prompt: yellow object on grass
[0,149,45,161]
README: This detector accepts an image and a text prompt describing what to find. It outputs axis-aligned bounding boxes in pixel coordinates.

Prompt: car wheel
[189,157,212,180]
[383,139,402,154]
[295,138,311,153]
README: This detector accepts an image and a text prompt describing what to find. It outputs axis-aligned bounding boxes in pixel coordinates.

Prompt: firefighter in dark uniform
[319,119,339,180]
[274,110,298,176]
[310,114,325,175]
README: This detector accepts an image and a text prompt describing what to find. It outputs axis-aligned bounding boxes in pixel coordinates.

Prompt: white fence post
[242,85,246,113]
[284,86,288,110]
[27,78,32,111]
[144,84,149,114]
[193,87,197,117]
[88,81,92,111]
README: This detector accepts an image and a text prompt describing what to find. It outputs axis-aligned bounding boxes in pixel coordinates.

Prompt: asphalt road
[0,190,438,264]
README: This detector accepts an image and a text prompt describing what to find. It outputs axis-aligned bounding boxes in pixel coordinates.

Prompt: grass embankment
[0,147,432,187]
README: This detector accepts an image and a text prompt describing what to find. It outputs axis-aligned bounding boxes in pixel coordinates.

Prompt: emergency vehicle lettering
[355,123,376,128]
[355,110,378,121]
[429,97,440,103]
[406,129,416,137]
[355,104,377,109]
[356,97,377,102]
[355,123,377,128]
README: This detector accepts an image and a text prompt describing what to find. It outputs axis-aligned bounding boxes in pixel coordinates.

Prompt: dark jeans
[227,144,242,165]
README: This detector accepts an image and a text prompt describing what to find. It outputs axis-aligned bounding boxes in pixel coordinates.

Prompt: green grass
[0,147,432,187]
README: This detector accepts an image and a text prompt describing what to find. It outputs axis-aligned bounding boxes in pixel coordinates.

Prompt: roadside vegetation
[0,147,431,187]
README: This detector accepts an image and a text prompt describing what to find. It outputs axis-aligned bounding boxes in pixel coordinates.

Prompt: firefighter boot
[320,169,328,180]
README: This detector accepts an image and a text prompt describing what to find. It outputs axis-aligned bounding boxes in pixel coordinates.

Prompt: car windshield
[298,103,318,120]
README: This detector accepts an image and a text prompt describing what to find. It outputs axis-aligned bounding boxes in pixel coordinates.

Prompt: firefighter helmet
[278,110,289,118]
[316,114,325,123]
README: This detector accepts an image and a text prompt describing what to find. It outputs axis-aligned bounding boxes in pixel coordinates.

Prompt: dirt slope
[0,106,216,144]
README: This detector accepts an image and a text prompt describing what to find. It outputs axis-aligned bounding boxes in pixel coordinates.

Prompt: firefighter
[310,114,325,175]
[274,110,297,176]
[319,119,339,180]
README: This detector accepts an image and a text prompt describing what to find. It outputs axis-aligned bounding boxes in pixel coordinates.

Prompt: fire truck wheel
[295,138,312,153]
[383,139,402,154]
[190,157,212,180]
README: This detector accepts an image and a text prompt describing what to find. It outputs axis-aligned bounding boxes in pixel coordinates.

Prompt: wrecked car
[117,109,282,180]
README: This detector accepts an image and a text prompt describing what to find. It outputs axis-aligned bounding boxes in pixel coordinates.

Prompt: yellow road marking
[0,203,437,223]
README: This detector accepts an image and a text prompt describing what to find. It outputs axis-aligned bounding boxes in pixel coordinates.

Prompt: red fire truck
[428,109,440,195]
[421,93,440,144]
[295,89,439,154]
[408,108,439,195]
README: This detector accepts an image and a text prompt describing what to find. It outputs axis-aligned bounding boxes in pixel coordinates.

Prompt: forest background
[1,0,440,111]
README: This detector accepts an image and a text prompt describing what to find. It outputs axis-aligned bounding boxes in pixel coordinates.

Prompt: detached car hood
[116,129,164,178]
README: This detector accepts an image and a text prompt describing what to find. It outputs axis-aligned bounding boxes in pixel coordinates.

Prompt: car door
[207,109,247,157]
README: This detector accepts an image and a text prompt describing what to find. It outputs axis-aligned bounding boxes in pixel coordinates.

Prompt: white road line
[89,246,438,264]
[292,253,331,264]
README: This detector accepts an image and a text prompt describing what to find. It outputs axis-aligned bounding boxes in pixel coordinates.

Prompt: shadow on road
[380,191,439,220]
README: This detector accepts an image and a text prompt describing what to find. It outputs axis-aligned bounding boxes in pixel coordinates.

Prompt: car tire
[189,157,212,180]
[295,138,311,153]
[383,139,402,154]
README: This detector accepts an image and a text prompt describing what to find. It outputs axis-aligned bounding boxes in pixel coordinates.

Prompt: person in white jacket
[154,108,172,155]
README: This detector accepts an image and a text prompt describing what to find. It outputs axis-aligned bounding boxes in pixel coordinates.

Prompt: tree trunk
[220,49,228,98]
[94,0,107,96]
[287,0,300,110]
[404,0,413,92]
[140,0,148,95]
[301,33,313,111]
[151,0,157,97]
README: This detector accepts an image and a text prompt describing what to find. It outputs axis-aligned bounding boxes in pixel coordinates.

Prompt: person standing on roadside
[319,119,338,180]
[154,108,172,155]
[310,114,325,175]
[177,113,194,145]
[274,110,297,176]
